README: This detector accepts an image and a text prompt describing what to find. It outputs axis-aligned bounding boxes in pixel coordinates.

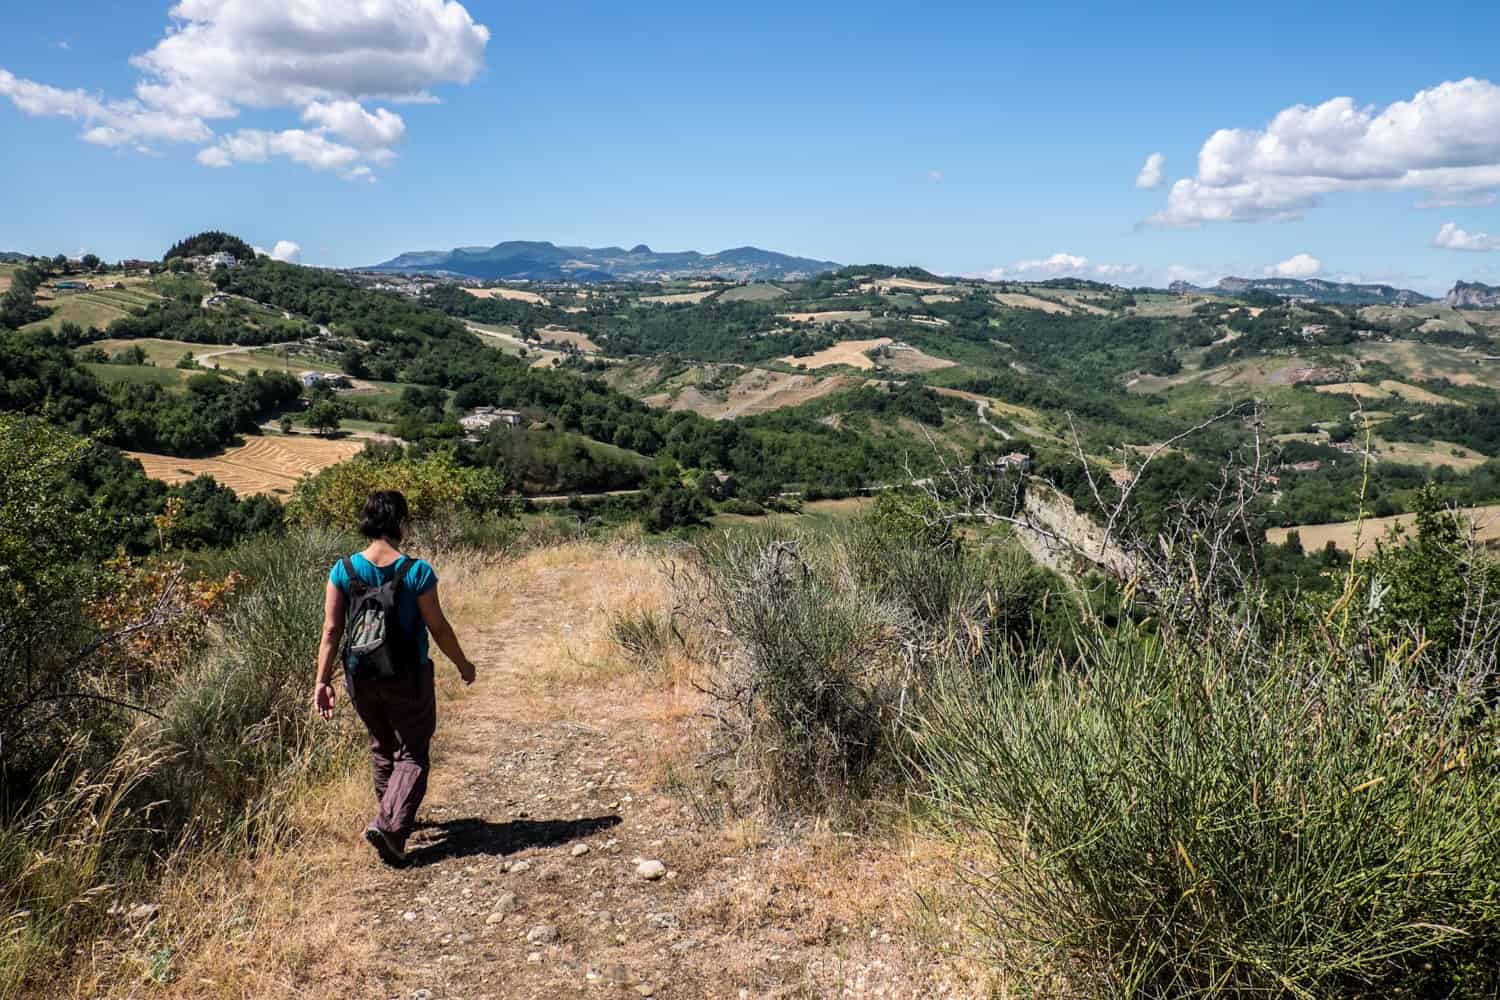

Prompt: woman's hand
[457,658,477,686]
[314,681,337,719]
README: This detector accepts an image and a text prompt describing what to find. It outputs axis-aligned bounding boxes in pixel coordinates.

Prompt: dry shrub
[678,528,930,821]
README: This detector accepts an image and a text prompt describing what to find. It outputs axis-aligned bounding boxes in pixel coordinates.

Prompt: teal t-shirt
[329,554,438,666]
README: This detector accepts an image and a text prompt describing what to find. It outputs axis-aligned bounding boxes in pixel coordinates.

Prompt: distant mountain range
[0,251,31,263]
[1168,276,1434,306]
[362,241,841,282]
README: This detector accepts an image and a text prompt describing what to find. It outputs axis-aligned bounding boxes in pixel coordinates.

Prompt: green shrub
[608,608,678,668]
[916,603,1500,997]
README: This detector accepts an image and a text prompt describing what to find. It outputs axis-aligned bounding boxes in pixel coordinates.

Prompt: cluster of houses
[459,406,524,435]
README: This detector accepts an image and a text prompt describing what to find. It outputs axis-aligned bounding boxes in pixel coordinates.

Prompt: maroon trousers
[345,660,436,845]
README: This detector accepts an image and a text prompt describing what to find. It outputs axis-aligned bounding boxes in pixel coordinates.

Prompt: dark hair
[360,490,409,541]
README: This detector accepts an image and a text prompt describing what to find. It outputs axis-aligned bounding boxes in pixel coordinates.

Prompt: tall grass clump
[914,523,1500,996]
[677,492,1070,821]
[149,528,358,849]
[0,527,360,995]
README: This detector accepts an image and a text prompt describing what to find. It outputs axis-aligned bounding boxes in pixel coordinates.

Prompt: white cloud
[1415,191,1497,209]
[0,68,211,147]
[302,100,406,149]
[1432,222,1500,252]
[1135,152,1165,189]
[1265,253,1323,278]
[0,0,488,177]
[927,169,944,182]
[1014,252,1090,274]
[981,253,1142,283]
[199,128,365,177]
[256,240,303,263]
[1149,78,1500,225]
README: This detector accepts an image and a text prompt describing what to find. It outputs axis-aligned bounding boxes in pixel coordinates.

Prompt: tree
[307,400,342,437]
[80,253,101,272]
[279,415,295,434]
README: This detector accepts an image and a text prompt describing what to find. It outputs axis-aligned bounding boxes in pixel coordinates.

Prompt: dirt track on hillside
[105,545,992,999]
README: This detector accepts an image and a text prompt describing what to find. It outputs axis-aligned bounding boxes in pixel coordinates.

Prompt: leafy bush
[286,451,508,528]
[916,589,1500,997]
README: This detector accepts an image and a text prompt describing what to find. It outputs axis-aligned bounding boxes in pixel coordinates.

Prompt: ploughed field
[127,434,364,496]
[1267,503,1500,556]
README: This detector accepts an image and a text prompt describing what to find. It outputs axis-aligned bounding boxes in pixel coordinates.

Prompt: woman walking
[313,490,478,865]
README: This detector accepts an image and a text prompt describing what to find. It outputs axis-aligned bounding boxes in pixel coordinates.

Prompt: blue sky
[3,1,1500,293]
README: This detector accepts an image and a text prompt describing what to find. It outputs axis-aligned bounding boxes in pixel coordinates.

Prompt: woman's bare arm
[314,582,346,718]
[417,587,477,684]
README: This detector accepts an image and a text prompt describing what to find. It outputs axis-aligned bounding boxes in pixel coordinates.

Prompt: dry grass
[1313,380,1456,405]
[126,436,364,496]
[861,278,950,294]
[77,542,995,998]
[718,284,787,303]
[1368,438,1488,470]
[782,337,953,373]
[646,369,854,420]
[640,290,716,305]
[994,292,1070,315]
[1356,341,1500,389]
[777,310,873,325]
[535,325,600,353]
[1267,503,1500,556]
[463,286,546,304]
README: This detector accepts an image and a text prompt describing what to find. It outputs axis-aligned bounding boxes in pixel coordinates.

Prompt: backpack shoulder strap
[340,555,366,595]
[390,555,412,591]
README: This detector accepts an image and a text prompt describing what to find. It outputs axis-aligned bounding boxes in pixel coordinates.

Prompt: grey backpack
[341,555,418,679]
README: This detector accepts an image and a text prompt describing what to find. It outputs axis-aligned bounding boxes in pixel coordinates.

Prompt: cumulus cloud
[0,68,211,150]
[982,253,1142,282]
[1266,253,1323,278]
[1135,152,1165,189]
[254,240,303,263]
[0,0,489,178]
[1432,222,1500,252]
[1149,78,1500,225]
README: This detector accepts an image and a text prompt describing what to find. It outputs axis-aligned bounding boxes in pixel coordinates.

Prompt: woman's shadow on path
[405,814,622,867]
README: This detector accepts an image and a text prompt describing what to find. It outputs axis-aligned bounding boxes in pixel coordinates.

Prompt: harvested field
[1314,380,1456,405]
[862,277,950,294]
[778,310,872,325]
[1369,438,1488,470]
[1268,503,1500,556]
[640,290,716,305]
[464,286,546,304]
[1313,382,1390,401]
[783,337,895,371]
[646,369,854,419]
[1356,341,1500,388]
[922,294,960,304]
[995,293,1070,315]
[127,435,364,496]
[718,283,788,303]
[536,326,600,353]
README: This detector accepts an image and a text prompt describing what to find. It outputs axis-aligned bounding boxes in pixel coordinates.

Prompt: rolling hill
[364,240,841,282]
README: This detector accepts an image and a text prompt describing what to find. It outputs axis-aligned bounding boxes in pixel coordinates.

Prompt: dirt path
[126,545,988,999]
